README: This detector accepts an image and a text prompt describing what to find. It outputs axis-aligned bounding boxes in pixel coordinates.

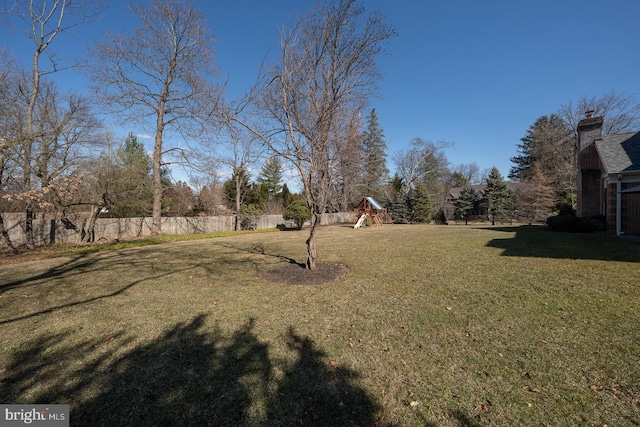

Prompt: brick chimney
[577,110,603,152]
[576,111,604,217]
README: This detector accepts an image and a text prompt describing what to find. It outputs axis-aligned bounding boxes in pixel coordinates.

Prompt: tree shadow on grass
[0,243,267,325]
[2,315,380,426]
[0,252,121,294]
[214,241,301,266]
[266,327,379,425]
[481,225,640,262]
[448,408,481,427]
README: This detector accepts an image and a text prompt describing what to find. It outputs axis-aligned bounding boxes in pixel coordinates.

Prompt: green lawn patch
[0,224,638,426]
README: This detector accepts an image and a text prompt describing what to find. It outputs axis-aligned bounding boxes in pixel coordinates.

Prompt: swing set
[353,197,389,228]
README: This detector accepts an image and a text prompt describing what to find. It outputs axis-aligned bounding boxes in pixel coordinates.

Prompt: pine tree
[361,109,389,200]
[483,167,515,225]
[118,132,152,172]
[411,182,432,223]
[448,171,469,188]
[223,167,251,211]
[516,162,556,224]
[390,184,411,224]
[110,132,154,217]
[257,156,284,198]
[454,184,480,225]
[281,183,295,208]
[509,114,573,186]
[382,173,403,208]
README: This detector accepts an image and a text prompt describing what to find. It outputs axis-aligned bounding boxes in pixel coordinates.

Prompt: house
[442,185,486,220]
[443,183,519,222]
[577,112,640,235]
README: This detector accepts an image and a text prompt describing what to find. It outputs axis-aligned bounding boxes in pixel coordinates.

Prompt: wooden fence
[0,212,358,247]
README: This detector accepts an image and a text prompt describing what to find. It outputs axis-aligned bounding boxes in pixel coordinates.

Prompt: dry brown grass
[1,224,639,426]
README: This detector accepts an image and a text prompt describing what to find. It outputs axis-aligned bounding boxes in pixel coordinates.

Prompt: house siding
[604,181,640,235]
[622,182,640,235]
[580,168,603,218]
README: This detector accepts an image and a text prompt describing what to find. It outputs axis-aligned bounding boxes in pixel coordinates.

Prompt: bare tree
[231,0,395,269]
[559,90,640,136]
[330,110,367,211]
[89,0,221,235]
[4,0,103,248]
[0,49,20,251]
[196,179,226,215]
[217,123,264,229]
[393,138,450,193]
[448,162,482,186]
[4,76,104,238]
[30,81,102,188]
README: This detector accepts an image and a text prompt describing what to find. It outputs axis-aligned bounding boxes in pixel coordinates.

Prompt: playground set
[353,197,389,228]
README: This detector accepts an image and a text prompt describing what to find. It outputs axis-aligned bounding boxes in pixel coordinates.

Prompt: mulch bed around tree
[259,261,349,285]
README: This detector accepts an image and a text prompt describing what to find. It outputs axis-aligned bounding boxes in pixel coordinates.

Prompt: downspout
[616,174,623,235]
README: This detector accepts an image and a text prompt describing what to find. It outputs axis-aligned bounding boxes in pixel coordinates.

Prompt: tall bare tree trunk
[7,1,103,250]
[23,48,41,249]
[88,1,220,236]
[0,213,17,253]
[81,205,102,243]
[233,168,243,231]
[151,117,164,235]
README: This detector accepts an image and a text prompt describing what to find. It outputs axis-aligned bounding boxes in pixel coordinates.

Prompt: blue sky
[2,0,640,185]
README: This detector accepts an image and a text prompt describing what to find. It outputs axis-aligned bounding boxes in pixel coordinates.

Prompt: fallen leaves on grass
[478,400,493,413]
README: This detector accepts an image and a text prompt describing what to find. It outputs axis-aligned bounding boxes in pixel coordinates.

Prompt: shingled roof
[595,131,640,174]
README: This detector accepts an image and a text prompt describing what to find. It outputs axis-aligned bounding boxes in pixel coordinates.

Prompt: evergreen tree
[483,167,515,225]
[390,184,411,224]
[382,173,404,208]
[257,156,284,198]
[118,132,152,172]
[109,133,153,217]
[509,115,573,189]
[248,182,270,208]
[281,183,295,208]
[448,171,469,188]
[238,203,264,230]
[454,184,480,225]
[283,199,311,229]
[411,182,432,223]
[432,208,448,225]
[510,114,575,214]
[361,109,389,199]
[516,162,556,224]
[223,167,251,211]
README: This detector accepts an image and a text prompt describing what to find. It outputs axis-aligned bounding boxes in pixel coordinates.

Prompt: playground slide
[354,214,366,229]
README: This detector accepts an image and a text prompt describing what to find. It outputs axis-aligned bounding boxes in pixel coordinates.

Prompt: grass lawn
[1,224,639,426]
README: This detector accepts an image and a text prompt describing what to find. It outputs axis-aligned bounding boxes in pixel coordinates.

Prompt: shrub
[239,204,264,230]
[283,200,310,230]
[432,208,448,225]
[546,215,598,233]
